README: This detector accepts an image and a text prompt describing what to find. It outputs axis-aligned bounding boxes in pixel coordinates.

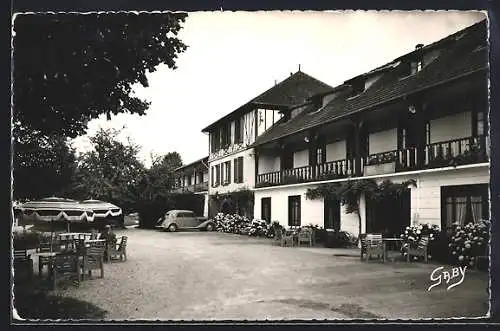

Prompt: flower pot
[364,162,396,176]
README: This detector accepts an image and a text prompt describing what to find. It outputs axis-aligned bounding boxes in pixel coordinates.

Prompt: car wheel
[168,224,177,232]
[206,223,214,232]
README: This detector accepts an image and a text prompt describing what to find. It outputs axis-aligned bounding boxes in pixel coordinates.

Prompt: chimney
[415,43,424,50]
[290,72,293,76]
[298,64,301,71]
[274,80,277,86]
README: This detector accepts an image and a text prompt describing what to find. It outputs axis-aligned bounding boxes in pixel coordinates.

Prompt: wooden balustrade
[255,135,487,188]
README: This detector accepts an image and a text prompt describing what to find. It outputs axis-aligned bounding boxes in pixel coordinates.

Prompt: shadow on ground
[12,278,108,320]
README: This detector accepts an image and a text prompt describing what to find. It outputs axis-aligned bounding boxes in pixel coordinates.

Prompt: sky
[72,10,486,167]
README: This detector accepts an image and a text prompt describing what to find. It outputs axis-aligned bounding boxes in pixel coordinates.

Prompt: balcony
[363,148,418,176]
[256,159,355,188]
[172,182,209,193]
[424,136,487,168]
[255,136,487,188]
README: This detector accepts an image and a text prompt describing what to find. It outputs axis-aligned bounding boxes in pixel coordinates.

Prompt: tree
[70,128,146,209]
[136,152,182,201]
[13,131,77,200]
[12,12,188,138]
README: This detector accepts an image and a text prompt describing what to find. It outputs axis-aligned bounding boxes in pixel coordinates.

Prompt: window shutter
[238,157,244,183]
[234,158,238,182]
[211,167,214,187]
[227,161,231,184]
[216,165,220,185]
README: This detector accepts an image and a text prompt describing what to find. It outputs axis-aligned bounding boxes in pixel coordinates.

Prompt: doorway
[365,189,411,237]
[324,197,341,231]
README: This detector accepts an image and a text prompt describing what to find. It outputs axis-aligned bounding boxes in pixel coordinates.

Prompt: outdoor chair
[106,236,128,262]
[360,234,384,262]
[90,232,101,240]
[37,242,55,277]
[273,228,284,246]
[51,253,80,289]
[81,243,105,279]
[405,236,429,263]
[297,228,313,247]
[281,230,296,247]
[13,249,33,282]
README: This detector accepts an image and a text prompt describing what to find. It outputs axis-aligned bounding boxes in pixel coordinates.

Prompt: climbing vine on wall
[306,178,417,236]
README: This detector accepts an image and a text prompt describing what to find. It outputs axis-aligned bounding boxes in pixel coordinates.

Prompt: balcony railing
[363,148,418,173]
[256,159,355,188]
[424,136,487,168]
[255,135,487,188]
[171,181,209,193]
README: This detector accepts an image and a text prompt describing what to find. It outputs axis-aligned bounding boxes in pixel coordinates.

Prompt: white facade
[209,148,256,195]
[253,163,489,236]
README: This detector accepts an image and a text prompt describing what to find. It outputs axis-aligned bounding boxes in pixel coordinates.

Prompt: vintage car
[17,197,95,225]
[78,199,124,228]
[155,210,214,232]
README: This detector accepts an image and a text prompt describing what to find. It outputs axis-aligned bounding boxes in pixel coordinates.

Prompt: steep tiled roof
[174,156,209,172]
[252,20,488,147]
[201,71,333,132]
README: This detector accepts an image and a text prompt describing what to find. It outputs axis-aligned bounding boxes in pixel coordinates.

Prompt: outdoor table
[84,239,106,247]
[382,238,403,262]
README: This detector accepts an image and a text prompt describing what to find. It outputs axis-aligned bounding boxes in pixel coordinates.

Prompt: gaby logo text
[428,266,467,292]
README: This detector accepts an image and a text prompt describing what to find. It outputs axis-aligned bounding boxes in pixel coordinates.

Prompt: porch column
[351,119,365,177]
[254,148,259,186]
[308,130,317,179]
[413,101,426,169]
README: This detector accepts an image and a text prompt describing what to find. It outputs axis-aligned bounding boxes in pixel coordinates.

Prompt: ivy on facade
[305,178,417,215]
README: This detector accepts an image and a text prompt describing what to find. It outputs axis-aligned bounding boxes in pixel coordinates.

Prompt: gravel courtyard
[41,227,489,320]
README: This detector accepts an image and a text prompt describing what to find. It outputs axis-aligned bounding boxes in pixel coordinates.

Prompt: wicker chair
[360,234,384,262]
[405,236,429,263]
[281,230,296,247]
[107,236,128,262]
[298,228,313,247]
[51,253,80,289]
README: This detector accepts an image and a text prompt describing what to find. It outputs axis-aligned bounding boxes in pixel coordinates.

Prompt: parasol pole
[50,219,54,253]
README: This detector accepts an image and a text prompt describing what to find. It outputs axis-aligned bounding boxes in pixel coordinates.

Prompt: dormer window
[351,79,365,95]
[410,59,423,74]
[410,43,424,75]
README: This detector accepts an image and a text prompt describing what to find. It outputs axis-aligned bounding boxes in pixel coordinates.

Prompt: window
[222,161,231,185]
[215,164,220,187]
[425,122,431,145]
[233,157,244,183]
[410,60,423,74]
[211,130,218,153]
[261,198,271,223]
[441,184,489,230]
[220,122,232,148]
[186,175,192,186]
[309,139,325,166]
[288,196,301,227]
[401,128,407,149]
[235,117,244,144]
[211,166,216,187]
[281,149,294,170]
[476,111,484,136]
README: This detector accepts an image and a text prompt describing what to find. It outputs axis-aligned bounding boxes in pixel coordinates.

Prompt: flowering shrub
[448,220,490,268]
[212,213,273,237]
[12,227,51,249]
[400,223,440,258]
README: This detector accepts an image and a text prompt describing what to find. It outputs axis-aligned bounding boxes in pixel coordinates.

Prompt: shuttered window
[233,157,244,183]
